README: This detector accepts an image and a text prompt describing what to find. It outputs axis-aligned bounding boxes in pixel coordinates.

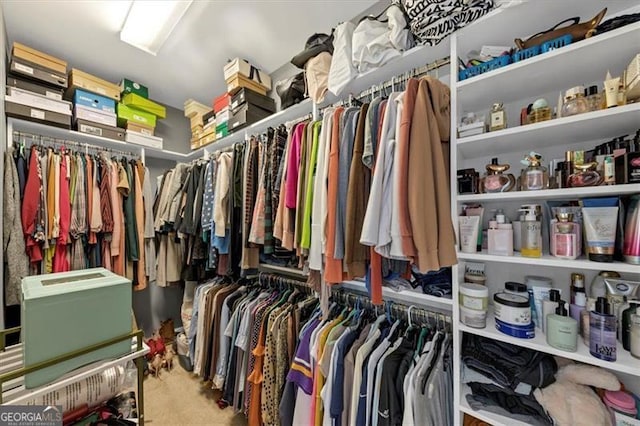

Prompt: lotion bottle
[542,289,561,333]
[546,301,578,352]
[520,208,542,258]
[590,297,617,362]
[488,210,513,256]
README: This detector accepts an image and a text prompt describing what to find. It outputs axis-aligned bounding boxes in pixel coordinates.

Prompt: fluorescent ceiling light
[120,0,193,55]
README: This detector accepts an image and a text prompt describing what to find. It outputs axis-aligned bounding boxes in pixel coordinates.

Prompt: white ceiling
[2,0,377,109]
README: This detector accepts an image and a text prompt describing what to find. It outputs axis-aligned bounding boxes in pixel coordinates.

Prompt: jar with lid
[490,103,507,131]
[630,314,640,359]
[585,85,603,112]
[561,86,589,117]
[520,151,548,191]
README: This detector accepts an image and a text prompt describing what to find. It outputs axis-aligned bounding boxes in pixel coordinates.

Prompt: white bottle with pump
[488,210,513,256]
[520,207,542,258]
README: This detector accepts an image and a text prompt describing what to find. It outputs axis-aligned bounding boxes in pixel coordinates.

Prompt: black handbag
[275,72,306,110]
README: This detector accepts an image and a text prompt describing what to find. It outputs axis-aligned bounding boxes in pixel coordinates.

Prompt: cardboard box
[121,93,166,118]
[117,103,157,127]
[190,135,200,150]
[12,42,67,75]
[216,107,230,125]
[213,92,230,113]
[228,102,272,131]
[183,99,210,118]
[6,76,63,100]
[21,268,131,388]
[74,104,117,127]
[199,128,216,148]
[120,78,149,98]
[126,121,154,136]
[202,109,216,126]
[5,99,71,129]
[125,130,163,150]
[230,87,275,112]
[68,68,120,101]
[226,73,268,96]
[6,87,72,115]
[626,53,640,101]
[10,58,68,88]
[216,122,229,139]
[76,119,125,141]
[223,58,271,90]
[73,88,116,114]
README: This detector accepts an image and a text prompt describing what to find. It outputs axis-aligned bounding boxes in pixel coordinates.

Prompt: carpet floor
[143,364,248,426]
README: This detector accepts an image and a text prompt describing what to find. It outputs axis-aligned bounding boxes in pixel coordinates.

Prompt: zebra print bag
[396,0,495,46]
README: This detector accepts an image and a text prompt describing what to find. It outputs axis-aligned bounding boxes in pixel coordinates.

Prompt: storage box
[76,119,125,141]
[626,53,640,101]
[223,58,271,90]
[125,130,163,149]
[183,99,210,118]
[6,87,72,115]
[75,104,117,127]
[73,88,116,114]
[230,87,275,113]
[21,268,132,388]
[12,42,67,75]
[216,122,229,139]
[5,99,71,129]
[213,93,230,113]
[126,121,154,136]
[117,103,157,128]
[120,78,149,98]
[228,103,272,131]
[190,135,200,150]
[216,107,230,125]
[10,58,68,88]
[202,110,216,126]
[199,126,216,148]
[226,73,268,96]
[7,76,63,100]
[121,93,166,118]
[68,68,120,101]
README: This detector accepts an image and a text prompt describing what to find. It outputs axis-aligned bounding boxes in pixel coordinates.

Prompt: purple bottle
[590,297,617,361]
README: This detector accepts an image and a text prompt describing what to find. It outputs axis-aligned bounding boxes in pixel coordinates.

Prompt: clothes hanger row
[12,131,139,159]
[331,288,451,331]
[257,272,313,294]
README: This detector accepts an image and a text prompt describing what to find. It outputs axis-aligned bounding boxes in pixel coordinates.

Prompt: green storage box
[216,122,229,139]
[120,78,148,99]
[117,103,157,128]
[21,268,132,388]
[121,93,166,118]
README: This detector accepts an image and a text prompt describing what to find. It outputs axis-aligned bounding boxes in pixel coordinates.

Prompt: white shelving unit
[451,1,640,424]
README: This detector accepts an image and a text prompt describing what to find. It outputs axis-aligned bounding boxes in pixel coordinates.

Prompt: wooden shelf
[457,183,640,203]
[457,251,640,275]
[457,21,640,111]
[459,312,640,376]
[456,103,640,158]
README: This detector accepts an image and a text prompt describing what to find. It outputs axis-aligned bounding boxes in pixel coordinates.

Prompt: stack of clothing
[462,334,556,425]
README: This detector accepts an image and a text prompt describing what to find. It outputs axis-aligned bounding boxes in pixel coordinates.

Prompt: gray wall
[155,104,192,154]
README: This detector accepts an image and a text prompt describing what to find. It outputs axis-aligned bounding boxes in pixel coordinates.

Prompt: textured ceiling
[2,0,377,109]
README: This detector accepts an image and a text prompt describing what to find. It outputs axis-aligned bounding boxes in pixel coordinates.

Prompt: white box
[216,107,230,125]
[74,104,117,127]
[125,130,163,149]
[6,87,71,115]
[223,58,271,90]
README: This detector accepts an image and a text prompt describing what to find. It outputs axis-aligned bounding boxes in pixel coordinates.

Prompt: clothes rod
[13,130,138,158]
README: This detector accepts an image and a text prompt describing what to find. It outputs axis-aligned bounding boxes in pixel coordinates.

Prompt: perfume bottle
[550,212,579,260]
[490,103,507,131]
[479,158,515,193]
[520,152,548,191]
[561,86,589,117]
[567,162,603,187]
[488,210,513,256]
[590,297,617,362]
